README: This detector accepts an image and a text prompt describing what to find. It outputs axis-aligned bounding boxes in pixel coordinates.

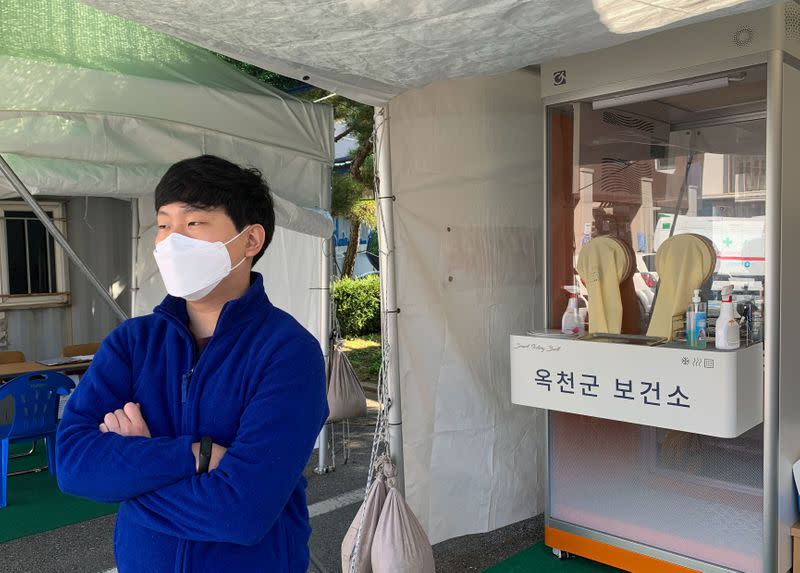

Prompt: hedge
[333,274,381,337]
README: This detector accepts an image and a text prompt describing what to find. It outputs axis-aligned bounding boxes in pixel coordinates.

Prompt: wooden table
[0,360,92,380]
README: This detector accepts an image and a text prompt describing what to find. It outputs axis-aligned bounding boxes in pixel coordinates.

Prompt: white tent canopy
[0,0,334,238]
[81,0,776,105]
[0,0,334,339]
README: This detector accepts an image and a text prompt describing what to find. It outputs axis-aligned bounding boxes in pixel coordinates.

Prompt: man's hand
[99,402,151,438]
[191,442,228,473]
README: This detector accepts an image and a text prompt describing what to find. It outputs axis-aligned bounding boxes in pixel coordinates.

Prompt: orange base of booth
[544,527,699,573]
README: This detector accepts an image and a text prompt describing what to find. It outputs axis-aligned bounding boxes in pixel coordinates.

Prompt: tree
[219,56,376,278]
[333,151,375,277]
[331,99,375,277]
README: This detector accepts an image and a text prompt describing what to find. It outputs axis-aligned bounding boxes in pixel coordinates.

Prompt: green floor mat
[0,440,116,543]
[484,541,623,572]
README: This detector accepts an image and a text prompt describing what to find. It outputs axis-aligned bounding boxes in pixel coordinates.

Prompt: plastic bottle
[685,289,707,349]
[561,286,584,335]
[751,301,763,342]
[715,284,740,350]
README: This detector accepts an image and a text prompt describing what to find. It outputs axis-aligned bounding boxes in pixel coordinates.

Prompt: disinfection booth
[510,3,800,572]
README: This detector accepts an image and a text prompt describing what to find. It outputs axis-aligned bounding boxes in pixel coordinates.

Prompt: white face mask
[153,227,250,301]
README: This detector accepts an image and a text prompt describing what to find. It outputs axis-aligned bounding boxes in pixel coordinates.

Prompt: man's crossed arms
[99,402,227,472]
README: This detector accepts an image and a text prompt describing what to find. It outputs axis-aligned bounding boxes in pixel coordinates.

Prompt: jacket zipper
[182,338,217,406]
[181,335,197,434]
[178,345,197,573]
[181,368,193,404]
[178,538,188,573]
[180,337,219,431]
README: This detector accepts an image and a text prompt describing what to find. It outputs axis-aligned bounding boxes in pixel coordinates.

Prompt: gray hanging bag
[327,344,368,422]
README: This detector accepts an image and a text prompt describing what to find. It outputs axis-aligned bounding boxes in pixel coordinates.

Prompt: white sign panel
[510,335,763,438]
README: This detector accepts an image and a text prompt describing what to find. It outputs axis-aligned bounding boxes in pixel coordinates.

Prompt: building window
[728,155,766,196]
[0,202,69,309]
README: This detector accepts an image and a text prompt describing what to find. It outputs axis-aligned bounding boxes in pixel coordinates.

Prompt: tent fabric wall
[385,69,545,543]
[67,197,132,343]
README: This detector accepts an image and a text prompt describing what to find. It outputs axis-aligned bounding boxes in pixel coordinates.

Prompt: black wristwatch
[198,436,213,474]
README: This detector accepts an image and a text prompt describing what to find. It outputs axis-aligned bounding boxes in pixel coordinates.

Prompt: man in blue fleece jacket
[56,155,329,572]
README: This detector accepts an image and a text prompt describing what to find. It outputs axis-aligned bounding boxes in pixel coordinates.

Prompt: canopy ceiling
[81,0,778,105]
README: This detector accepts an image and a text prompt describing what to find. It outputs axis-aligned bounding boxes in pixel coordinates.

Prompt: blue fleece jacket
[56,273,328,573]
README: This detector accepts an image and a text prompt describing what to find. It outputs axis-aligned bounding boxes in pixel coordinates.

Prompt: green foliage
[351,199,376,228]
[358,153,374,184]
[333,275,381,337]
[218,55,309,93]
[332,173,375,227]
[366,229,379,258]
[367,345,382,380]
[334,98,374,144]
[341,334,382,383]
[332,173,366,217]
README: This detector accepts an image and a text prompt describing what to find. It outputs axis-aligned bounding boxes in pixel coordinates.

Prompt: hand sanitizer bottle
[715,284,740,350]
[686,289,707,349]
[561,286,584,335]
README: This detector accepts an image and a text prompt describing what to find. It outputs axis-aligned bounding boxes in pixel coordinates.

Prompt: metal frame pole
[374,107,404,494]
[316,235,334,474]
[762,49,783,573]
[130,198,139,317]
[0,154,128,322]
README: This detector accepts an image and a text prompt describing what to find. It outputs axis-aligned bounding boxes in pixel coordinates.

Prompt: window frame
[727,154,767,198]
[0,201,70,309]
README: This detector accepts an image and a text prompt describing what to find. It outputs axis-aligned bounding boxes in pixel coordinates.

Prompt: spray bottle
[686,289,707,349]
[715,284,740,350]
[561,286,584,335]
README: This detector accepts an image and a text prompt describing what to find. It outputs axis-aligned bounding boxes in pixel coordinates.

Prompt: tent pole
[374,107,404,495]
[316,235,334,474]
[131,199,139,317]
[0,154,128,322]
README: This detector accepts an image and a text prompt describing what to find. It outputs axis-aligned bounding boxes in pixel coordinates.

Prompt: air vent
[787,3,800,43]
[601,157,629,167]
[600,157,653,178]
[733,26,754,47]
[599,158,654,198]
[601,111,654,134]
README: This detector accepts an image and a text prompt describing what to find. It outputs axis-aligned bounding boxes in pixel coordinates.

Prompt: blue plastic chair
[0,371,75,508]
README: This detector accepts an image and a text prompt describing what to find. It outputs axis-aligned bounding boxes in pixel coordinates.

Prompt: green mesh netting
[0,0,266,93]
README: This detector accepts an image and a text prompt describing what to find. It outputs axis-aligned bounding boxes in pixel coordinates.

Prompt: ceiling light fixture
[592,77,731,111]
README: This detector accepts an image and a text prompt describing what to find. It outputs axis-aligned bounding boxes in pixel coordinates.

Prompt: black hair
[154,155,275,264]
